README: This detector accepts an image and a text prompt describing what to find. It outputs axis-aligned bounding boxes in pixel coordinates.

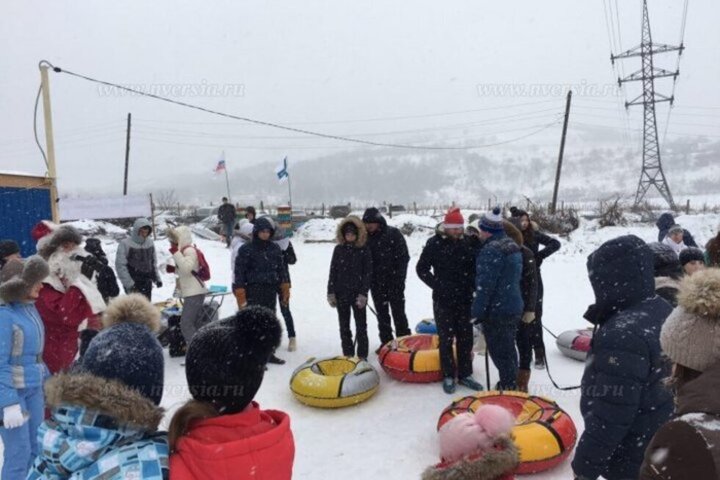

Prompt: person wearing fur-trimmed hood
[0,256,50,480]
[27,294,169,480]
[34,225,106,374]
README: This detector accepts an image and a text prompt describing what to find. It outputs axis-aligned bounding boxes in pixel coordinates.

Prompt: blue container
[415,319,437,334]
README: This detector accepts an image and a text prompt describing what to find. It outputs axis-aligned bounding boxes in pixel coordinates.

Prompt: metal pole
[222,151,231,201]
[39,66,60,223]
[551,90,572,215]
[287,170,293,209]
[123,113,131,195]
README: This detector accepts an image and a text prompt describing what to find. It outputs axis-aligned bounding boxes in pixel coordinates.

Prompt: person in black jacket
[656,212,698,247]
[362,208,411,346]
[234,216,289,364]
[510,207,560,369]
[417,207,482,394]
[327,216,372,360]
[218,197,237,247]
[648,241,683,307]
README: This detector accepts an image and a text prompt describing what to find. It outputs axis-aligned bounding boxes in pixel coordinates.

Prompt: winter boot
[459,376,484,391]
[288,337,297,352]
[517,369,531,393]
[268,353,286,365]
[443,377,456,394]
[534,349,546,370]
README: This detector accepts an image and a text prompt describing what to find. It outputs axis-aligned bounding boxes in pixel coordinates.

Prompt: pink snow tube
[556,328,593,362]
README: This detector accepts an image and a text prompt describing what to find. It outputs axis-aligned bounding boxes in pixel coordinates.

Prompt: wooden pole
[40,66,60,223]
[149,193,157,240]
[551,90,572,215]
[123,113,131,195]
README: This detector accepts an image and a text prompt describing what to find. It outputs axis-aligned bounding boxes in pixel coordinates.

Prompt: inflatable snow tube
[437,391,577,474]
[415,319,438,334]
[556,328,593,362]
[290,356,380,408]
[379,334,466,383]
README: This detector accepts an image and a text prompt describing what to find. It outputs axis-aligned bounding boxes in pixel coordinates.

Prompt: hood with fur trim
[0,256,49,303]
[168,226,193,249]
[38,225,83,260]
[422,436,519,480]
[677,268,720,318]
[336,216,367,247]
[102,293,161,332]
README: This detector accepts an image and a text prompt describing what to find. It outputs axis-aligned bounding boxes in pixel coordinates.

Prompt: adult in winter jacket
[116,218,162,300]
[274,224,298,352]
[662,224,688,256]
[417,208,481,394]
[705,224,720,267]
[0,257,50,480]
[35,226,106,374]
[648,242,683,307]
[640,268,720,479]
[363,207,411,345]
[656,212,698,247]
[244,205,257,223]
[679,247,705,276]
[472,209,523,391]
[218,197,237,247]
[505,219,538,392]
[230,221,254,276]
[27,294,169,480]
[0,239,21,270]
[509,207,560,369]
[168,226,208,345]
[572,235,674,480]
[169,307,295,480]
[327,217,373,359]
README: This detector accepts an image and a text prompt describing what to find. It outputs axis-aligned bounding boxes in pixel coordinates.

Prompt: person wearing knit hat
[417,207,482,394]
[640,268,720,479]
[648,241,684,307]
[423,405,520,480]
[507,206,560,370]
[169,307,295,480]
[472,208,524,390]
[0,239,21,270]
[679,247,705,276]
[26,294,169,480]
[0,257,50,480]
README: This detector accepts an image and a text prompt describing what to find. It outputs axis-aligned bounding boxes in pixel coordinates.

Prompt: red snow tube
[556,328,593,362]
[437,391,577,475]
[378,334,448,383]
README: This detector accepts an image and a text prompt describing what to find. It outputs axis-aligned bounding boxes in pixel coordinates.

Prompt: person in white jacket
[168,226,208,344]
[663,224,688,257]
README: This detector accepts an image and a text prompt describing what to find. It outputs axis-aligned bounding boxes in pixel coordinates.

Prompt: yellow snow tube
[290,356,380,408]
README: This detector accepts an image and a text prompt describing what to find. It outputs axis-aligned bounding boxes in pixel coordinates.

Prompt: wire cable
[33,83,49,169]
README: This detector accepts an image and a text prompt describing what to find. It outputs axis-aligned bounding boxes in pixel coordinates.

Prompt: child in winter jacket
[168,226,208,345]
[27,294,169,480]
[327,216,373,360]
[423,405,520,480]
[0,256,50,480]
[169,306,295,480]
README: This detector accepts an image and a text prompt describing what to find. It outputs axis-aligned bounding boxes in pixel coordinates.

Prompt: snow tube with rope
[556,328,593,362]
[415,319,438,334]
[290,356,380,408]
[379,334,471,383]
[437,391,577,474]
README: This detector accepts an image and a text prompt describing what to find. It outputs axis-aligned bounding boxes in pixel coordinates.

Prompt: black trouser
[337,298,368,359]
[130,277,153,301]
[246,284,278,312]
[484,315,521,390]
[278,293,296,338]
[434,301,474,379]
[516,320,533,370]
[372,289,411,345]
[529,274,546,354]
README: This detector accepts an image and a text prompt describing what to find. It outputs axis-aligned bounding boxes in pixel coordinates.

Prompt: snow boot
[459,376,484,391]
[443,377,456,394]
[268,353,286,365]
[534,349,546,370]
[288,337,297,352]
[517,369,531,392]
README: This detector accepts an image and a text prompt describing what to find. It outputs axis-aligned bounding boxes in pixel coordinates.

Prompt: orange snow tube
[437,391,577,474]
[378,334,459,383]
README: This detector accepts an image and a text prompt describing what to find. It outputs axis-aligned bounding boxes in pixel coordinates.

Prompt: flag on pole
[214,158,226,174]
[276,156,289,183]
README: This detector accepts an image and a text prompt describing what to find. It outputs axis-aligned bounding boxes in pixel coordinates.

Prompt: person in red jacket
[35,226,106,374]
[169,306,295,480]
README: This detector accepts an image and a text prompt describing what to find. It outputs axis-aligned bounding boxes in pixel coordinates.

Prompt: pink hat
[439,405,515,463]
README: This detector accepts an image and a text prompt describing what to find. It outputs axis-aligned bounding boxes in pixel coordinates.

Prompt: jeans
[372,290,411,345]
[1,386,44,480]
[435,301,474,379]
[483,316,520,389]
[278,294,296,338]
[337,299,368,359]
[224,221,235,247]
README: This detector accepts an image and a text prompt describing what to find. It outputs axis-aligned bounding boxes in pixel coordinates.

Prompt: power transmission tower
[611,0,683,209]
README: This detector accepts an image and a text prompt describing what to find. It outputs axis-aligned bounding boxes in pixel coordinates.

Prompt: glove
[356,294,368,309]
[169,244,179,254]
[280,283,291,306]
[522,311,536,324]
[327,294,337,308]
[155,280,163,288]
[2,404,26,429]
[79,256,102,280]
[234,288,247,309]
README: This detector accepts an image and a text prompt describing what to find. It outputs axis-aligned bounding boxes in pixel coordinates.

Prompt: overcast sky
[1,0,718,200]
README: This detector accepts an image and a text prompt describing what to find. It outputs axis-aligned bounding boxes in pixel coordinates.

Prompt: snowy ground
[2,212,719,478]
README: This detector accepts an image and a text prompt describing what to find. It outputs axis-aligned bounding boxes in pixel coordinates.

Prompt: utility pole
[612,0,682,209]
[39,64,60,223]
[551,90,572,215]
[123,113,131,195]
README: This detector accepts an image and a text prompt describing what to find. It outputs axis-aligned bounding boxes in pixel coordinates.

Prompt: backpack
[182,245,211,282]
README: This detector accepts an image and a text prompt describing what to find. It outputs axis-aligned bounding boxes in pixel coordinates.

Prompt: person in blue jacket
[0,256,50,480]
[572,235,674,480]
[471,208,524,391]
[656,212,698,247]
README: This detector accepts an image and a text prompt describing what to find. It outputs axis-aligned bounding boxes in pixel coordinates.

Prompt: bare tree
[155,189,179,213]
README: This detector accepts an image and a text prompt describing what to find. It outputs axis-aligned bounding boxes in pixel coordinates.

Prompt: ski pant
[483,316,521,390]
[1,386,44,480]
[516,320,533,370]
[372,290,411,345]
[278,293,296,338]
[337,298,368,359]
[180,294,206,344]
[247,284,278,313]
[529,274,546,354]
[434,301,474,379]
[224,221,235,247]
[128,277,153,301]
